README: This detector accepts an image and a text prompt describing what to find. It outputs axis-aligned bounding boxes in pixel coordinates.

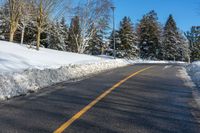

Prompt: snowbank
[0,60,128,100]
[0,41,130,100]
[187,61,200,87]
[127,59,185,64]
[177,67,200,108]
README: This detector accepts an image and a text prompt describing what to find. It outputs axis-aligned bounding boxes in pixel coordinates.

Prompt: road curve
[0,64,200,133]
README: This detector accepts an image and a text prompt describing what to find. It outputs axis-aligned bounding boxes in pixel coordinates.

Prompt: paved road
[0,64,200,133]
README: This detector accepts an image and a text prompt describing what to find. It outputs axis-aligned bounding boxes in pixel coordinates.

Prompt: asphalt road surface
[0,64,200,133]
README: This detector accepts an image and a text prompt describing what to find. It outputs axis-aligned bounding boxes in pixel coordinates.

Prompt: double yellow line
[54,66,153,133]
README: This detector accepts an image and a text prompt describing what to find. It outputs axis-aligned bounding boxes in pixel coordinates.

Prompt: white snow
[0,41,107,73]
[179,65,200,108]
[187,61,200,87]
[125,59,186,64]
[177,67,196,88]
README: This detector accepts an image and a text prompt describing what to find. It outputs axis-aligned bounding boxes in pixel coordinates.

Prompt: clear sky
[113,0,200,32]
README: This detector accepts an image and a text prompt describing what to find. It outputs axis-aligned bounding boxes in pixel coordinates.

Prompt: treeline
[0,0,112,52]
[0,0,197,61]
[185,26,200,61]
[110,11,190,61]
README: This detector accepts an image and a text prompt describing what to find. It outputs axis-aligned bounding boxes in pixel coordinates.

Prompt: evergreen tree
[59,17,69,50]
[86,17,110,55]
[0,3,9,41]
[0,8,6,40]
[48,18,68,51]
[47,23,63,50]
[108,30,121,57]
[185,26,200,61]
[118,16,138,59]
[163,15,179,60]
[86,28,105,55]
[177,34,190,61]
[137,10,162,59]
[68,16,81,52]
[163,15,189,61]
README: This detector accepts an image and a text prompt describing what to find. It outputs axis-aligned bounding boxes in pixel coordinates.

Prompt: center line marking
[54,66,153,133]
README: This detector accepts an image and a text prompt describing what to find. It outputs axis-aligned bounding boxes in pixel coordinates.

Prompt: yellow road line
[54,66,153,133]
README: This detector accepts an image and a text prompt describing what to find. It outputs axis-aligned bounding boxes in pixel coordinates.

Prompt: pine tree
[0,8,6,40]
[24,22,37,45]
[137,10,162,59]
[48,18,68,51]
[59,17,69,50]
[108,30,121,57]
[177,34,190,61]
[86,28,105,55]
[163,15,178,60]
[185,26,200,61]
[118,16,138,59]
[0,3,9,41]
[86,19,110,55]
[163,15,189,61]
[68,16,81,53]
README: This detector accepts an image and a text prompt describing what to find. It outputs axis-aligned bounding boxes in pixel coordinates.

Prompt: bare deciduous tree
[71,0,112,53]
[34,0,62,50]
[20,0,35,45]
[8,0,22,42]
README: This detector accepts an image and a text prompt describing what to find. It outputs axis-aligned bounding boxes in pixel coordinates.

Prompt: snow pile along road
[0,60,128,100]
[187,61,200,87]
[177,66,200,108]
[186,61,200,107]
[127,59,185,64]
[0,41,129,100]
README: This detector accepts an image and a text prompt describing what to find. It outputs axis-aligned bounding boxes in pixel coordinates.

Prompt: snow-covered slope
[0,41,106,73]
[0,41,129,100]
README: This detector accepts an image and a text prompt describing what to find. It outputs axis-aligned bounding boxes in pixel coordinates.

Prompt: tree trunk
[20,26,25,45]
[9,29,15,42]
[101,47,104,55]
[35,0,43,51]
[36,29,41,50]
[9,21,19,42]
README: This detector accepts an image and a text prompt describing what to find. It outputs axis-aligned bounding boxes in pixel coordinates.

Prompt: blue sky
[113,0,200,32]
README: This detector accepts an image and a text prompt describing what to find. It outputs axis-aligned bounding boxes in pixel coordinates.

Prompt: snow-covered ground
[0,41,187,100]
[177,67,200,110]
[0,41,112,73]
[183,62,200,108]
[187,62,200,87]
